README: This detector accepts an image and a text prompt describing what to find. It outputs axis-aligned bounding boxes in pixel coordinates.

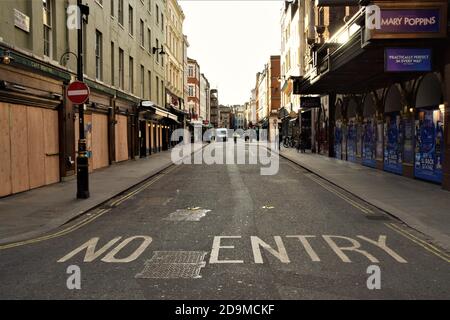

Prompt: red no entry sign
[67,81,90,105]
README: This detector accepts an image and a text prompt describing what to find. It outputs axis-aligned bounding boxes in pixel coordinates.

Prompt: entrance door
[139,120,147,158]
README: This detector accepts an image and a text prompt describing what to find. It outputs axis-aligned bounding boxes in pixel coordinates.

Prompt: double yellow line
[110,165,178,207]
[305,173,374,215]
[0,165,179,251]
[0,208,110,250]
[303,171,450,264]
[385,223,450,263]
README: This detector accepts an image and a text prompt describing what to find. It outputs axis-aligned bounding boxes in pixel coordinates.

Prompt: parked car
[215,128,228,142]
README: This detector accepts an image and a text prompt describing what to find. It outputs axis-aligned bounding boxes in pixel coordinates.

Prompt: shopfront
[0,57,65,198]
[296,0,449,189]
[140,101,178,156]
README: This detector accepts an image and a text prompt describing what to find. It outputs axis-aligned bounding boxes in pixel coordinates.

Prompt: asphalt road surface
[0,143,449,299]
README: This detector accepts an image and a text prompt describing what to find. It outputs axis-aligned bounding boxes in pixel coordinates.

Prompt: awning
[140,101,178,122]
[281,80,293,94]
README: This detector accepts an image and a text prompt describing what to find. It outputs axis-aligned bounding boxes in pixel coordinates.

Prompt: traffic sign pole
[76,0,90,199]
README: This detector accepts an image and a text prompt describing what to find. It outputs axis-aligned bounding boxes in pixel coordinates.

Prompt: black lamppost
[76,0,90,199]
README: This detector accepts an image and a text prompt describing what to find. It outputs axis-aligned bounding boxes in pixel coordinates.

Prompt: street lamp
[0,50,14,65]
[152,46,166,55]
[76,0,90,199]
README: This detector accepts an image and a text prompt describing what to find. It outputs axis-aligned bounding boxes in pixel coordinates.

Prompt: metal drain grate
[135,251,207,279]
[164,208,211,221]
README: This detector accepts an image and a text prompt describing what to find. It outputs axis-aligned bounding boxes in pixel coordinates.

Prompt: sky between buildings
[179,0,282,105]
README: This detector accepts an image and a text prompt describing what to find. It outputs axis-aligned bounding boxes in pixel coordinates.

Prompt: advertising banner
[385,48,432,72]
[347,120,357,163]
[384,113,404,175]
[335,121,342,160]
[362,118,377,168]
[414,109,444,183]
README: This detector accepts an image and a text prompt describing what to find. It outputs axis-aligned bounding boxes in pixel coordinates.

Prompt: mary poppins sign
[368,3,447,39]
[380,9,440,33]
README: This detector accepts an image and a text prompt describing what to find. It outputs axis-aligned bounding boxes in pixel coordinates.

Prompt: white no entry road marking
[209,235,408,264]
[57,234,408,267]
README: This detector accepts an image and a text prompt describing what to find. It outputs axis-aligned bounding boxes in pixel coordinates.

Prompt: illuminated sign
[385,48,432,72]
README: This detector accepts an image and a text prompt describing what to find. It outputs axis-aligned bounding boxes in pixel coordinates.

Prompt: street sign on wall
[301,97,321,109]
[67,81,90,105]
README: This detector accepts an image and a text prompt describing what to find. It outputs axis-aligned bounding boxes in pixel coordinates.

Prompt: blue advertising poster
[362,118,376,168]
[384,113,403,175]
[335,122,342,160]
[385,48,432,72]
[414,109,444,183]
[347,120,357,163]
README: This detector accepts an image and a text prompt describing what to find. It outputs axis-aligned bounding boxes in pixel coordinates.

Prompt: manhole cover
[164,208,211,221]
[136,251,207,279]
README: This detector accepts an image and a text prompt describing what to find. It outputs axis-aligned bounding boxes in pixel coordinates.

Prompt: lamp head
[1,51,13,65]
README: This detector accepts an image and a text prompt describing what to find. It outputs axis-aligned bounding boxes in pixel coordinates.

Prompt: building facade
[200,73,210,123]
[255,56,281,141]
[0,0,171,198]
[219,105,231,129]
[186,57,200,122]
[165,0,186,126]
[296,0,450,191]
[210,89,219,128]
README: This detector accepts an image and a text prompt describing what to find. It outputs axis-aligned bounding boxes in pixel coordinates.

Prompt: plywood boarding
[10,105,29,194]
[27,107,45,189]
[0,103,12,197]
[92,113,109,170]
[43,108,60,185]
[86,114,94,173]
[115,115,129,162]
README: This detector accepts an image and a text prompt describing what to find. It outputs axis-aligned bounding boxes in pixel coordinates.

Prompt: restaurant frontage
[298,0,450,190]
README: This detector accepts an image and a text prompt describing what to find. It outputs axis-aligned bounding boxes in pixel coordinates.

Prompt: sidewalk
[279,148,450,251]
[0,143,203,245]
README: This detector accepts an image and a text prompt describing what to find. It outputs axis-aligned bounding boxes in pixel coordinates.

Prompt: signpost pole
[76,0,89,199]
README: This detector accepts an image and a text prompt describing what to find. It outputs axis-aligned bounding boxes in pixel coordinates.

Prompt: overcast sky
[179,0,282,105]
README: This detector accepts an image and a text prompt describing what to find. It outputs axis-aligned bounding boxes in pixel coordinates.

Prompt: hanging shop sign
[367,3,447,40]
[301,97,321,109]
[362,118,377,168]
[384,113,404,175]
[385,48,432,72]
[414,109,444,183]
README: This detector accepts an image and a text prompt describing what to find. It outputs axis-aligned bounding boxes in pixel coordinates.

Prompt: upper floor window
[129,5,134,36]
[95,30,103,80]
[43,0,53,57]
[118,0,124,25]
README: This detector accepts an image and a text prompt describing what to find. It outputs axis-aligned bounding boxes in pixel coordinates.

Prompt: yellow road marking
[111,165,179,207]
[385,223,450,263]
[0,209,110,250]
[0,165,180,250]
[305,173,374,215]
